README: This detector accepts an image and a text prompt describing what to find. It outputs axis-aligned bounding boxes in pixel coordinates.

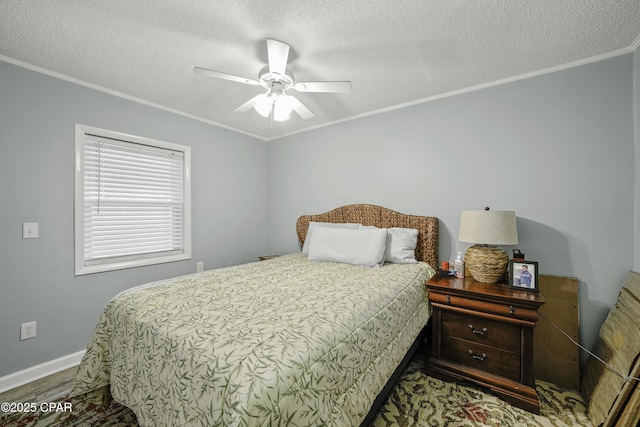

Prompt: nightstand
[426,274,545,414]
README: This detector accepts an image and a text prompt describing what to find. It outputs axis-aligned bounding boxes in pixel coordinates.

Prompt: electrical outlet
[196,261,204,272]
[20,321,37,340]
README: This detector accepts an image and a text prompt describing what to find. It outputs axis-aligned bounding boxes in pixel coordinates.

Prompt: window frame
[74,124,192,276]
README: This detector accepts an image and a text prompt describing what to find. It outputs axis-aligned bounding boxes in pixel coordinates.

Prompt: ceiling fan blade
[193,67,259,85]
[234,94,266,112]
[286,95,315,120]
[266,39,289,77]
[293,81,352,93]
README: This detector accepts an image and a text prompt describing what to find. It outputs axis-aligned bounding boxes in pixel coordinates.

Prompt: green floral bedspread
[71,253,434,426]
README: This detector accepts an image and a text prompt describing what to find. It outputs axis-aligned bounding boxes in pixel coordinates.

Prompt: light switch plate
[23,223,38,239]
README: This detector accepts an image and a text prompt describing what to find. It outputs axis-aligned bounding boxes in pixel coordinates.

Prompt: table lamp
[458,209,518,284]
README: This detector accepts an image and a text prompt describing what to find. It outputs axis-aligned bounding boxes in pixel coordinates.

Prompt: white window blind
[75,124,191,275]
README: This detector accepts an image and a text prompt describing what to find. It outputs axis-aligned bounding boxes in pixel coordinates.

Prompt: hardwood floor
[0,366,77,407]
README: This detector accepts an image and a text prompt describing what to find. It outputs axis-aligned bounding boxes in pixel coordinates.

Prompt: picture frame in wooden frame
[509,260,539,292]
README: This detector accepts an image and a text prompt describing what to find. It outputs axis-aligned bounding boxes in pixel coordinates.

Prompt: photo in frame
[509,260,539,292]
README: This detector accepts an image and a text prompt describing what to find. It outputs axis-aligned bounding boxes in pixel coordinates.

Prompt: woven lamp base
[464,245,509,284]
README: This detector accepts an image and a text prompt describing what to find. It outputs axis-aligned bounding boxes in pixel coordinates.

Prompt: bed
[70,204,439,426]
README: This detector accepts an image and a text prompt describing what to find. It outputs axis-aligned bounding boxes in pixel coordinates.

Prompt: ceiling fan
[194,39,351,122]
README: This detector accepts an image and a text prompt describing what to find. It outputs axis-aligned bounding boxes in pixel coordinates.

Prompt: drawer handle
[468,325,488,336]
[468,350,486,361]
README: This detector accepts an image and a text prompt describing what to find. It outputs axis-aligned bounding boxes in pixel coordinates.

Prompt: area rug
[372,356,592,427]
[1,353,592,427]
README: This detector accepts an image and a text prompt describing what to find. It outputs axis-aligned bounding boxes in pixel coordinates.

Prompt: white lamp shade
[458,210,518,245]
[253,92,293,121]
[253,94,272,117]
[273,96,292,121]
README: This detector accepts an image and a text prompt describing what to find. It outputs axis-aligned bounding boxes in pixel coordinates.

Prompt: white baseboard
[0,350,85,394]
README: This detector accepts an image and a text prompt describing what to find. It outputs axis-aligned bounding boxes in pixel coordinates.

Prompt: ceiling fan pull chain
[270,102,274,127]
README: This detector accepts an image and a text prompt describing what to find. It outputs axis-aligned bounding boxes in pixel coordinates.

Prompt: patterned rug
[1,353,592,427]
[372,355,592,427]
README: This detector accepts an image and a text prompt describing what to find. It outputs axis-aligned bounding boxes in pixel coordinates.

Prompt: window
[74,124,191,275]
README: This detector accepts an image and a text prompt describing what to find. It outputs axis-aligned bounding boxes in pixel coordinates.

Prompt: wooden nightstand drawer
[441,310,521,353]
[429,292,539,321]
[426,274,545,414]
[442,337,520,381]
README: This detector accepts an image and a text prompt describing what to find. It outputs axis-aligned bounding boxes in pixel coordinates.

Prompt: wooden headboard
[296,204,439,269]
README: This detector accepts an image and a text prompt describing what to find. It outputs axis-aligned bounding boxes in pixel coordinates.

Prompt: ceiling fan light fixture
[196,39,349,121]
[273,109,290,122]
[253,93,272,118]
[273,95,292,121]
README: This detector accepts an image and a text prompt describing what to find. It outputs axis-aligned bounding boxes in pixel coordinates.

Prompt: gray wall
[0,61,269,376]
[268,54,636,362]
[1,50,637,378]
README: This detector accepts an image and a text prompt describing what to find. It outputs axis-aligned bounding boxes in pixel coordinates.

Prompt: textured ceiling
[1,1,639,140]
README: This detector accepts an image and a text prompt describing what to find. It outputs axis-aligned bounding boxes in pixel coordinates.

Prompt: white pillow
[307,227,388,267]
[358,225,419,264]
[385,227,419,264]
[301,221,360,253]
